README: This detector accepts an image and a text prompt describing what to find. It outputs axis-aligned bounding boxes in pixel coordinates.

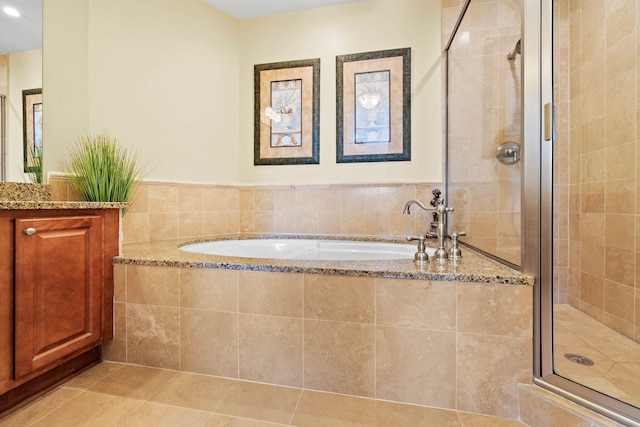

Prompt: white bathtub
[179,238,433,261]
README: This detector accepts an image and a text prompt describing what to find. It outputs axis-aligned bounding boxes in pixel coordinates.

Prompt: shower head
[506,39,521,61]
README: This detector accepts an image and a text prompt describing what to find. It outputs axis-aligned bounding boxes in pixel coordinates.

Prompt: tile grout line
[288,389,304,426]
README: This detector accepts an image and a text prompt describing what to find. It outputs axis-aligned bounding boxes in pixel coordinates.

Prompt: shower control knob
[496,141,521,165]
[23,227,37,236]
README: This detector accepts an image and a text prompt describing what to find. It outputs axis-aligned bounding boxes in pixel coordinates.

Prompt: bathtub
[179,238,433,261]
[114,236,533,419]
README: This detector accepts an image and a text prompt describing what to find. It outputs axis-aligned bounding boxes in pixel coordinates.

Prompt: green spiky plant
[65,132,145,204]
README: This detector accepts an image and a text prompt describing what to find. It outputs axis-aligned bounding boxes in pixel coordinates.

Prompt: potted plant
[64,131,146,204]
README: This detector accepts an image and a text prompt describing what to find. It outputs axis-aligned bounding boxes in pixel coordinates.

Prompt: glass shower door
[543,0,640,422]
[445,0,523,268]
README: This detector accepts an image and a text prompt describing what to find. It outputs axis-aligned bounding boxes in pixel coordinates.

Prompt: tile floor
[0,362,527,426]
[554,304,640,408]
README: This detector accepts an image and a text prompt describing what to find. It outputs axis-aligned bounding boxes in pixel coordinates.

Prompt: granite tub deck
[108,234,534,420]
[115,234,534,285]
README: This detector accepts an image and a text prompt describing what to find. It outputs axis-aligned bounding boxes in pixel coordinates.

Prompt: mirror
[0,94,5,181]
[0,0,43,182]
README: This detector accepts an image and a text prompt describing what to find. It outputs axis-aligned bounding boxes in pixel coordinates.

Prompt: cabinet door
[14,215,103,379]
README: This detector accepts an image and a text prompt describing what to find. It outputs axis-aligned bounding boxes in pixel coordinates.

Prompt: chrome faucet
[403,190,454,262]
[403,200,437,238]
[403,199,431,214]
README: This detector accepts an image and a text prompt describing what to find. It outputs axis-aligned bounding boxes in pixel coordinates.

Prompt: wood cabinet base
[0,208,119,419]
[0,347,101,419]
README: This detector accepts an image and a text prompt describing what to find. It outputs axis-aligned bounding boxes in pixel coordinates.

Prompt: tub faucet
[431,197,454,261]
[403,199,438,238]
[402,199,431,215]
[403,191,454,262]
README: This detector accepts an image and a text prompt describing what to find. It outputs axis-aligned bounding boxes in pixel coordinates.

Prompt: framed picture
[336,48,411,163]
[22,88,43,172]
[254,58,320,165]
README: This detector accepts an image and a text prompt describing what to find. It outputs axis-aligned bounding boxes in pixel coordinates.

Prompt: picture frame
[22,88,43,172]
[254,58,320,165]
[336,48,411,163]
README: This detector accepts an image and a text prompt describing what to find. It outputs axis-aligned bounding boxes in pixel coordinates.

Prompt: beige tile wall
[562,0,639,342]
[518,384,625,427]
[443,0,523,266]
[105,263,533,420]
[132,182,440,242]
[554,0,571,304]
[49,177,442,242]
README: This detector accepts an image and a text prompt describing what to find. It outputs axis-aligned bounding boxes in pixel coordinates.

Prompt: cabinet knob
[23,227,37,236]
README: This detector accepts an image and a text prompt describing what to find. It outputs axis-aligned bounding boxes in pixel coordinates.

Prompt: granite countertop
[0,182,52,201]
[0,182,126,209]
[116,234,534,286]
[0,200,128,210]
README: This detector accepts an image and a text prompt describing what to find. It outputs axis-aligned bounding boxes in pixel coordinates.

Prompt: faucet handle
[407,234,427,248]
[449,231,466,259]
[406,234,429,264]
[451,231,466,241]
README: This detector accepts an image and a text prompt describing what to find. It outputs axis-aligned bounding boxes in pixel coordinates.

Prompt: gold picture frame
[254,58,320,165]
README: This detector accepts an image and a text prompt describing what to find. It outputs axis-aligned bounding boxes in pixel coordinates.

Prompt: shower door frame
[528,0,640,424]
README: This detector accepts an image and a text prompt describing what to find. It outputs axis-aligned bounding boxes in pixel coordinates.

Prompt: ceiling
[0,0,42,54]
[202,0,363,20]
[0,0,362,55]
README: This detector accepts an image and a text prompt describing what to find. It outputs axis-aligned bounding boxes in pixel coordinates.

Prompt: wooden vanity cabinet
[0,208,120,416]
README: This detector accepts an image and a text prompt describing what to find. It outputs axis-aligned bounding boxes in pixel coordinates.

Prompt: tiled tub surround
[48,178,445,244]
[108,237,534,420]
[49,178,535,418]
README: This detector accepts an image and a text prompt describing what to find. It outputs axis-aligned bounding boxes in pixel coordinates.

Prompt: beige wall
[43,0,89,181]
[43,0,442,185]
[5,49,42,182]
[238,0,442,184]
[44,0,240,184]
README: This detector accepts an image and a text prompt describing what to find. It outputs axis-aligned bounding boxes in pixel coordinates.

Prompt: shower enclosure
[445,0,640,424]
[445,0,522,268]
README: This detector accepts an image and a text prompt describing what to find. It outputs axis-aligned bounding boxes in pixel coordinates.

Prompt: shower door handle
[544,103,556,141]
